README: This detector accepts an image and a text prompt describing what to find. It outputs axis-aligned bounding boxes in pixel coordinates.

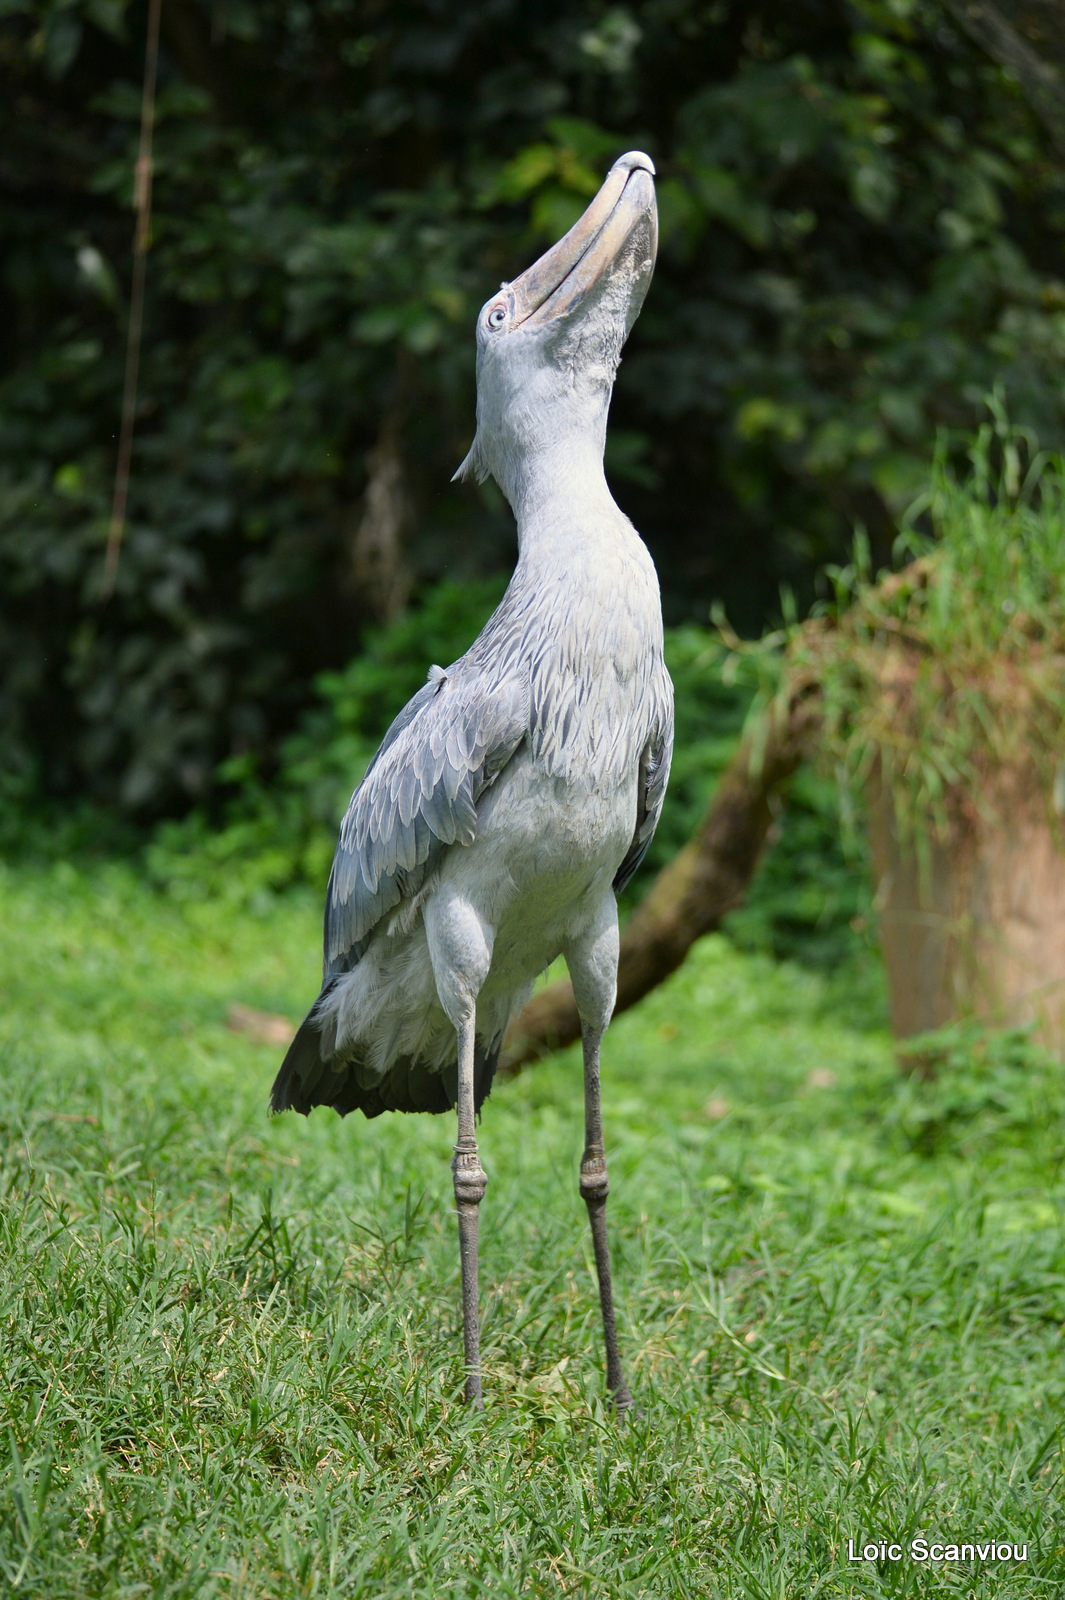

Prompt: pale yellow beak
[505,151,658,328]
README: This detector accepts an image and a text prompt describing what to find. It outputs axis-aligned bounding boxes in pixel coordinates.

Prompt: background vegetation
[6,0,1065,816]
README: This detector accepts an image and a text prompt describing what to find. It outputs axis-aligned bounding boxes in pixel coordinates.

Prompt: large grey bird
[272,151,673,1409]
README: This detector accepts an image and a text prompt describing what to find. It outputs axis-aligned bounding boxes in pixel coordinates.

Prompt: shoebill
[271,151,673,1410]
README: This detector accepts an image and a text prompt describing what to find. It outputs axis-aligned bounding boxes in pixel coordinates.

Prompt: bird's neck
[508,437,628,557]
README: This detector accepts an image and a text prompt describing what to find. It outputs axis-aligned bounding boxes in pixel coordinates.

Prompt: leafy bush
[887,1021,1059,1157]
[146,577,509,903]
[724,766,872,970]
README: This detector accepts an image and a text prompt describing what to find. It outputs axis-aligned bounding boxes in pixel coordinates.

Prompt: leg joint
[580,1146,610,1204]
[452,1139,488,1207]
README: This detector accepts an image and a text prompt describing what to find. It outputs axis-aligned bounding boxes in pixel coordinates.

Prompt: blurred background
[4,0,1065,824]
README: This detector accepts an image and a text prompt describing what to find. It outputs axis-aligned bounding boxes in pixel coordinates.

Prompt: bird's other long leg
[579,1021,632,1410]
[565,896,633,1411]
[452,1008,488,1409]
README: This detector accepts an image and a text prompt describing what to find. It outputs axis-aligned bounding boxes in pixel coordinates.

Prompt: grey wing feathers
[324,664,528,975]
[613,714,673,896]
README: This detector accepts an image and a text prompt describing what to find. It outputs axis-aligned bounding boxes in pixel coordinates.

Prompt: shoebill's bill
[272,151,673,1410]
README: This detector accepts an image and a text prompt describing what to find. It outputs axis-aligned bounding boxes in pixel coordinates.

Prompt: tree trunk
[942,0,1065,154]
[869,767,1065,1055]
[349,406,412,624]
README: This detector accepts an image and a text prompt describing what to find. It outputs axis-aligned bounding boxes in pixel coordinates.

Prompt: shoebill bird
[271,151,673,1410]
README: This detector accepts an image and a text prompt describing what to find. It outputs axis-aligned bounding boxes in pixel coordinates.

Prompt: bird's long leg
[580,1020,633,1411]
[566,896,632,1411]
[452,1009,488,1409]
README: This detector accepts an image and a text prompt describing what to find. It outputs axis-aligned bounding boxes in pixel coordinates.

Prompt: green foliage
[0,858,1061,1593]
[7,1,1065,811]
[890,1021,1061,1158]
[147,576,508,901]
[725,765,874,970]
[638,624,749,877]
[794,404,1065,841]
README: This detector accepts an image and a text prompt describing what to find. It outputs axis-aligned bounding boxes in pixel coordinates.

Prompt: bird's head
[455,151,658,505]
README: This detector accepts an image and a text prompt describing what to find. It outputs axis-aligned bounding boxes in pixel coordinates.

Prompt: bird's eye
[486,304,507,330]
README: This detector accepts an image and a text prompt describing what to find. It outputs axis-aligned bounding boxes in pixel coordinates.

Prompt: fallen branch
[228,1002,295,1047]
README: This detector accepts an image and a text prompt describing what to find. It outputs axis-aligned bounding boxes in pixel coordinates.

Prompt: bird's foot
[609,1378,636,1415]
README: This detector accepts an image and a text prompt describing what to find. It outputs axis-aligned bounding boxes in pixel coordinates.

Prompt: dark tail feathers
[270,1002,500,1121]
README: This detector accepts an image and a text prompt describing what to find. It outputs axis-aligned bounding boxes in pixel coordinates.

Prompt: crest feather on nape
[452,436,490,485]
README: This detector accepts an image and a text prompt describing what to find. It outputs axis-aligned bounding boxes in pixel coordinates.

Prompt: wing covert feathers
[324,665,528,976]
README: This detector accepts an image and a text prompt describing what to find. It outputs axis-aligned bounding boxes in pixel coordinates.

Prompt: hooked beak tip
[609,150,656,179]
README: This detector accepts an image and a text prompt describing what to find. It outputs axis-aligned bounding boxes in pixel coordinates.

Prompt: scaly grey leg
[452,1011,487,1408]
[565,896,632,1410]
[580,1021,633,1411]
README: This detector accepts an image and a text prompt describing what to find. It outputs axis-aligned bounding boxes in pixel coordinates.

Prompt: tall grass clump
[791,400,1065,845]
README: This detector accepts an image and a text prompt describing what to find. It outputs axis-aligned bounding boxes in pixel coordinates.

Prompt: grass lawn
[0,854,1062,1596]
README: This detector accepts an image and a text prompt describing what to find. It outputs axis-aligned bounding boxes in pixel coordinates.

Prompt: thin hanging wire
[102,0,163,600]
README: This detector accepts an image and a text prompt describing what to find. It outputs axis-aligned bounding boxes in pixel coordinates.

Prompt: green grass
[1,857,1063,1596]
